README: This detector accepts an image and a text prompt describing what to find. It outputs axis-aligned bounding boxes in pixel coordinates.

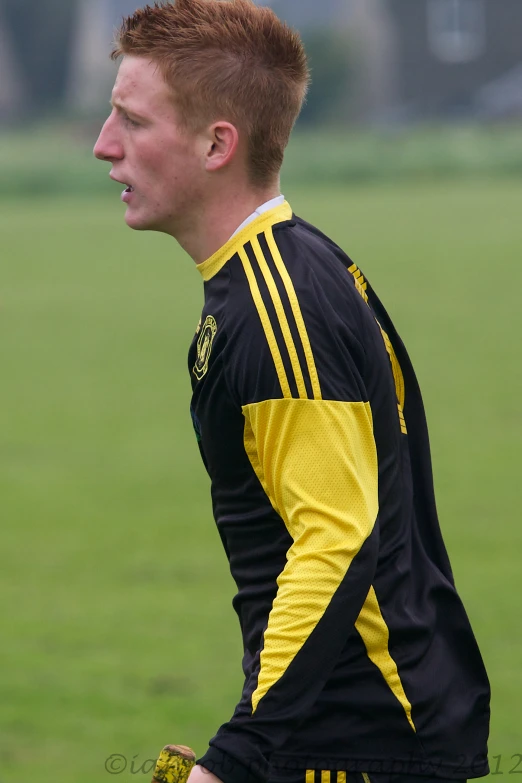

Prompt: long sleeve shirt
[188,201,490,783]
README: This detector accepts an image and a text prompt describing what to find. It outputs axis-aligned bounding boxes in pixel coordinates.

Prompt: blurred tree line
[1,0,78,116]
[299,29,356,125]
[0,0,356,124]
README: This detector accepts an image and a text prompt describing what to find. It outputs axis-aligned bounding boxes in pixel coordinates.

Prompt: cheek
[135,135,202,199]
[141,149,170,180]
[163,151,202,191]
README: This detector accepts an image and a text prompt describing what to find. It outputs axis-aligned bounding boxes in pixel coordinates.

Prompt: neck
[172,180,281,265]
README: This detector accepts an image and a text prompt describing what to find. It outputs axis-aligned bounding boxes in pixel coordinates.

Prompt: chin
[125,210,158,232]
[124,203,175,235]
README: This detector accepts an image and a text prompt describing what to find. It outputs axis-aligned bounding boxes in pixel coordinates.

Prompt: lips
[121,187,135,204]
[110,173,135,191]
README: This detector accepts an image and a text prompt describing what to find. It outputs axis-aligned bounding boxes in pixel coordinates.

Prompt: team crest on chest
[193,315,218,380]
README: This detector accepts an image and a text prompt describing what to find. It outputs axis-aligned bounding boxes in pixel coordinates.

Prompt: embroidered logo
[193,315,217,380]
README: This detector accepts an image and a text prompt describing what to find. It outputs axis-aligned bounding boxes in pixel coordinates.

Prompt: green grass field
[1,181,521,781]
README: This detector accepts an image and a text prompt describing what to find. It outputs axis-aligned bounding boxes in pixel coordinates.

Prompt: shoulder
[222,219,372,405]
[225,214,362,320]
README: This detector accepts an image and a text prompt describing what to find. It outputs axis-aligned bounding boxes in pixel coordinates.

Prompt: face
[94,56,206,235]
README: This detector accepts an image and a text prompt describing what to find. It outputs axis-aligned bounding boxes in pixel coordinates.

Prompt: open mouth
[120,183,136,203]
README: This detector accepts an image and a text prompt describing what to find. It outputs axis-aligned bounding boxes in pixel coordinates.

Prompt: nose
[93,114,124,162]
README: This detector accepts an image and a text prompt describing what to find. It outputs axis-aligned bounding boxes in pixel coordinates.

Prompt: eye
[123,114,140,128]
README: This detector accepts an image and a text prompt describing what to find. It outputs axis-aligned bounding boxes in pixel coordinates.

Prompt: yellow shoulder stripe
[238,247,292,399]
[348,263,369,305]
[266,227,322,400]
[348,263,408,435]
[377,323,405,409]
[355,585,416,731]
[251,235,308,400]
[240,228,322,400]
[376,322,407,434]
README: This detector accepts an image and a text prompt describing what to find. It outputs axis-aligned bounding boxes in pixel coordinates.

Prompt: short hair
[112,0,310,187]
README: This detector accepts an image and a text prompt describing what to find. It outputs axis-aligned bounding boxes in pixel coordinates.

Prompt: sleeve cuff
[196,746,265,783]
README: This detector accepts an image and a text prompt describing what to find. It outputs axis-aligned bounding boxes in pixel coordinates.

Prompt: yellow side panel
[305,772,315,783]
[242,398,379,712]
[346,268,406,429]
[347,263,369,304]
[378,324,406,411]
[355,586,416,731]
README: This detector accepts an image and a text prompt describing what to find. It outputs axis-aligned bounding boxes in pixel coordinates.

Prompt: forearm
[187,765,224,783]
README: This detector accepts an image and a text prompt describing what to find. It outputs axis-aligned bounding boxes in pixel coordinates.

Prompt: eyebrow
[110,98,147,120]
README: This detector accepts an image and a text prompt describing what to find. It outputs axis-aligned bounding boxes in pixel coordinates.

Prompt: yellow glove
[152,745,196,783]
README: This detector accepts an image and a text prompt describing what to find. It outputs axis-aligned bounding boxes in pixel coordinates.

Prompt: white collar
[230,195,285,240]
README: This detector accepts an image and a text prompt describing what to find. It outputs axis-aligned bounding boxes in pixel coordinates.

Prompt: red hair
[112,0,309,187]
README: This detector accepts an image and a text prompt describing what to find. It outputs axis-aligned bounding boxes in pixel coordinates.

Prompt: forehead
[112,55,174,117]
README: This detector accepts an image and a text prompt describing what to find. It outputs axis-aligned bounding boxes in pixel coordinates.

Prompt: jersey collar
[196,201,293,282]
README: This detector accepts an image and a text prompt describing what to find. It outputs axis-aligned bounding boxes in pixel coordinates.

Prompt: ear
[204,122,240,173]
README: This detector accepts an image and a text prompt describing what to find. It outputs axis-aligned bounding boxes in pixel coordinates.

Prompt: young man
[94,2,490,783]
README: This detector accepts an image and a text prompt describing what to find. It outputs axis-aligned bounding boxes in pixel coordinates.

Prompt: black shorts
[268,773,467,783]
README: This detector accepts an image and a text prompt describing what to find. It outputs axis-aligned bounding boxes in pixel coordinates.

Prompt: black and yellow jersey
[188,202,490,783]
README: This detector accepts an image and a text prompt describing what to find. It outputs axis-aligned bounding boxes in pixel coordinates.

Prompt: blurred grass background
[1,128,521,781]
[2,123,522,196]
